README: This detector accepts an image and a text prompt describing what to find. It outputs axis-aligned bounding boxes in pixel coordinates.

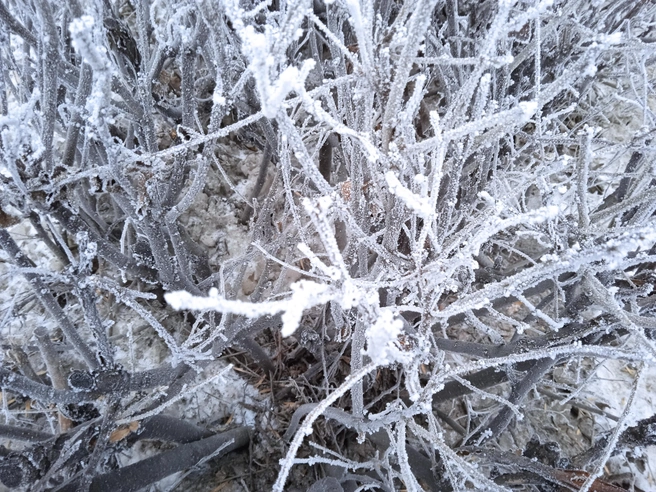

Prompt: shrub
[0,0,655,490]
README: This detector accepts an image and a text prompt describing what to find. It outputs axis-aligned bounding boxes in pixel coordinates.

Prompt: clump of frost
[166,280,334,337]
[385,171,433,217]
[69,16,108,72]
[363,310,411,366]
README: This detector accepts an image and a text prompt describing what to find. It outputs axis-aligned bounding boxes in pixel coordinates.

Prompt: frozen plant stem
[577,365,644,492]
[241,143,273,223]
[34,327,68,391]
[381,0,445,152]
[576,126,593,230]
[0,229,98,369]
[273,362,378,492]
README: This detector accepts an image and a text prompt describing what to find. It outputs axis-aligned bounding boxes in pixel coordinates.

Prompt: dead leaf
[110,421,140,443]
[553,469,627,492]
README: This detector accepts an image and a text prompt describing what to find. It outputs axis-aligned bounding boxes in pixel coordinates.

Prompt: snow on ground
[178,141,263,271]
[583,360,656,491]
